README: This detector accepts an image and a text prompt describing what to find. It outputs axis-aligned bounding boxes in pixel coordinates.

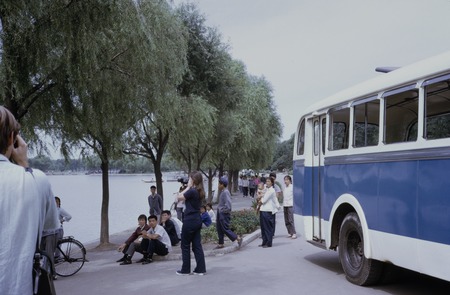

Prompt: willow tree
[50,0,186,246]
[121,0,188,203]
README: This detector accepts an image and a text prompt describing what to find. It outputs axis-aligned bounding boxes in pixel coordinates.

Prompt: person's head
[190,171,205,200]
[284,175,292,186]
[138,214,147,226]
[269,172,277,179]
[218,177,228,190]
[200,205,206,213]
[266,177,275,188]
[260,176,266,184]
[161,210,171,222]
[55,196,61,208]
[258,182,265,190]
[150,185,156,194]
[206,203,213,211]
[148,215,158,228]
[0,106,20,156]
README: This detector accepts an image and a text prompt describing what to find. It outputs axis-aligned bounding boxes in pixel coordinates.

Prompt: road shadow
[304,251,450,294]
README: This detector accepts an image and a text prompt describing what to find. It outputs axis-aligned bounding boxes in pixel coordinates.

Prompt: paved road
[54,195,450,295]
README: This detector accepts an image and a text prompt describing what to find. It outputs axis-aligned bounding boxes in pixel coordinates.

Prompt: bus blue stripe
[294,158,450,245]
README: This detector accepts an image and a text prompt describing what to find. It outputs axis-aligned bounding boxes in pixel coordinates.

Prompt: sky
[176,0,450,140]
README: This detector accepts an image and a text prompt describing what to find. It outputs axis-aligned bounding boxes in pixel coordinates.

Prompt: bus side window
[425,78,450,139]
[297,119,305,155]
[384,88,418,144]
[329,107,350,150]
[353,100,379,147]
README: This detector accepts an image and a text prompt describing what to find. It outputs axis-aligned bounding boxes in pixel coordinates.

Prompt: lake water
[48,173,214,245]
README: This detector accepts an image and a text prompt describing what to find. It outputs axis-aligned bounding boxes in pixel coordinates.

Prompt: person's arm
[59,207,72,222]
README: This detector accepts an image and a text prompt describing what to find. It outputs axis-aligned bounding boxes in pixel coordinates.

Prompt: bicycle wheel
[55,238,86,277]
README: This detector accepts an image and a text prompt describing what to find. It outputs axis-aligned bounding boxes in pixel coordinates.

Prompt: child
[206,203,216,223]
[256,182,266,214]
[200,205,212,228]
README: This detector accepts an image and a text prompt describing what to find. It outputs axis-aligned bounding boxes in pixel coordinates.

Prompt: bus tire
[339,212,382,286]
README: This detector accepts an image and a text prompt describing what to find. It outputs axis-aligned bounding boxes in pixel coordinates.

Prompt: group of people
[116,211,179,265]
[255,172,297,248]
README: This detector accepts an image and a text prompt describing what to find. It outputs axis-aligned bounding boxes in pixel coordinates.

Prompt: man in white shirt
[141,215,172,264]
[0,106,59,295]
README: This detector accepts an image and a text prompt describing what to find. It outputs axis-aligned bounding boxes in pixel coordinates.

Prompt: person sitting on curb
[215,177,242,249]
[116,214,150,265]
[140,215,172,264]
[200,205,212,228]
[206,203,216,223]
[160,210,180,246]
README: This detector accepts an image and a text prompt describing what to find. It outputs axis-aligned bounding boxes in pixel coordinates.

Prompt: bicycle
[54,236,88,277]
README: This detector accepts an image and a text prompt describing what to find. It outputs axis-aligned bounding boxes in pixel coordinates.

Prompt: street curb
[153,229,261,261]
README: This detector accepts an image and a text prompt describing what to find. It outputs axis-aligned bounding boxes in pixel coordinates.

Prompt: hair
[161,210,171,216]
[0,106,20,154]
[138,214,147,221]
[200,205,207,212]
[260,176,266,184]
[150,185,156,189]
[148,215,158,221]
[190,171,205,200]
[206,203,213,209]
[269,172,276,178]
[284,175,292,182]
[55,196,61,202]
[267,177,275,186]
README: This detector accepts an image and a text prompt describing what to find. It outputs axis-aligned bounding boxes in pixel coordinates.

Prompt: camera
[177,177,189,185]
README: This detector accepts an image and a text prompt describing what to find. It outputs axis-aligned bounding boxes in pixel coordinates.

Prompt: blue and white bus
[293,51,450,286]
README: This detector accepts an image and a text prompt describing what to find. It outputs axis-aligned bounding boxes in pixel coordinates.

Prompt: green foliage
[270,134,295,172]
[201,209,260,243]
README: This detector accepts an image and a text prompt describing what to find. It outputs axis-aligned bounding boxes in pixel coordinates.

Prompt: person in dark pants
[258,177,278,248]
[140,215,172,264]
[176,171,206,275]
[215,177,242,249]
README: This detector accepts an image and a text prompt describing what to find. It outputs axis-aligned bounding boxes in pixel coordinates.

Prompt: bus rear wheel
[338,212,382,286]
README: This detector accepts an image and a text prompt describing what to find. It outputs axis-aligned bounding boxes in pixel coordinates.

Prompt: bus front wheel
[338,212,382,286]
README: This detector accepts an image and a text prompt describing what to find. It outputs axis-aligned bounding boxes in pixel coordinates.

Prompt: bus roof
[302,50,450,117]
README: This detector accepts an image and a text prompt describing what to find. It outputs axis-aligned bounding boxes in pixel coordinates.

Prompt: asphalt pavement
[54,192,450,295]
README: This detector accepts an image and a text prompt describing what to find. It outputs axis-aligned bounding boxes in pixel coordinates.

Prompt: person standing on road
[176,171,206,275]
[259,177,278,248]
[0,106,59,294]
[283,176,297,239]
[148,185,163,222]
[215,177,242,249]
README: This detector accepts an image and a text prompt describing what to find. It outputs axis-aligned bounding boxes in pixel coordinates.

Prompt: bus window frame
[297,119,306,155]
[382,84,419,144]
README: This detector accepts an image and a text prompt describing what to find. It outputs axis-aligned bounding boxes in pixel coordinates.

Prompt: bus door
[312,116,326,242]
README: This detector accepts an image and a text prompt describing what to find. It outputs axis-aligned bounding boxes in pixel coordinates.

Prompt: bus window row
[297,74,450,155]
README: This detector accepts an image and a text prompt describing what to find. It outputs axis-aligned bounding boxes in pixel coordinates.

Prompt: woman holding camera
[176,171,206,275]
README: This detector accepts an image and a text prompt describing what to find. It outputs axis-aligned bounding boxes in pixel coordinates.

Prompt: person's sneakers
[291,234,297,239]
[193,271,206,276]
[236,236,243,248]
[136,257,146,263]
[119,259,132,265]
[142,258,153,265]
[176,270,191,276]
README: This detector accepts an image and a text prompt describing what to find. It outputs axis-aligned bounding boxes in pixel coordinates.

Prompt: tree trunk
[154,158,164,207]
[206,167,214,203]
[99,160,110,246]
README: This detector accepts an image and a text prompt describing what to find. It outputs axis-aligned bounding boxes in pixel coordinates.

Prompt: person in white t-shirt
[283,175,297,239]
[141,215,172,264]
